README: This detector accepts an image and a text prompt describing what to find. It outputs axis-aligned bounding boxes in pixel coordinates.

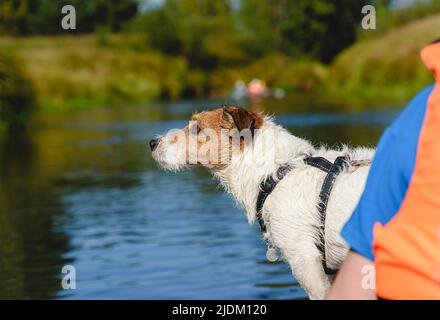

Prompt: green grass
[0,34,190,110]
[329,13,440,108]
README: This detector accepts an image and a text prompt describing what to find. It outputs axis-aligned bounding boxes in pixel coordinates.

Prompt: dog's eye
[190,123,201,135]
[193,124,202,134]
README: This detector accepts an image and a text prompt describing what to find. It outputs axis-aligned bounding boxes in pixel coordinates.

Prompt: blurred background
[0,0,439,299]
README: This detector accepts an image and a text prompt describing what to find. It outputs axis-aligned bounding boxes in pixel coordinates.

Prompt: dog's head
[150,105,264,171]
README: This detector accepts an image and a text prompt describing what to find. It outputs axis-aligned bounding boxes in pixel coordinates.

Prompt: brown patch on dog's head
[190,105,263,135]
[191,106,264,169]
[221,105,263,133]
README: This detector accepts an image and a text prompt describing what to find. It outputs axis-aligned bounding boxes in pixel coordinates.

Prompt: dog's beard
[151,141,190,172]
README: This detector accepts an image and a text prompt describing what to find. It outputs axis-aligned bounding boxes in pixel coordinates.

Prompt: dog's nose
[149,139,159,151]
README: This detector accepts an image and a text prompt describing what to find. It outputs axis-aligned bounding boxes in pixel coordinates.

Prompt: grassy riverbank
[0,13,439,112]
[329,13,440,108]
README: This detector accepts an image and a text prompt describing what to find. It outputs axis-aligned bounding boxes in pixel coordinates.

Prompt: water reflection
[0,130,71,299]
[0,100,399,299]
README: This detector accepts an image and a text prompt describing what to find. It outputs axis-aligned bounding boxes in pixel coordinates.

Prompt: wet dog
[150,105,373,299]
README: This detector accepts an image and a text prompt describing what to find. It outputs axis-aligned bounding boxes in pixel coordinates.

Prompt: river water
[0,98,399,299]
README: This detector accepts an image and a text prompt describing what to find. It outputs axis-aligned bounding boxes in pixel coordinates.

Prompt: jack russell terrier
[150,105,373,299]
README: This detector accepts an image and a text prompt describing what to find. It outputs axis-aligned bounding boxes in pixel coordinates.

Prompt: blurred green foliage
[0,0,439,115]
[275,0,364,63]
[133,0,367,65]
[0,0,138,35]
[1,0,369,64]
[133,0,239,68]
[331,13,440,108]
[367,0,440,37]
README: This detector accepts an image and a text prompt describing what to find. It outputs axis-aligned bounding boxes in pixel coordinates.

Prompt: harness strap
[304,156,333,173]
[256,165,292,234]
[256,155,350,276]
[305,156,348,275]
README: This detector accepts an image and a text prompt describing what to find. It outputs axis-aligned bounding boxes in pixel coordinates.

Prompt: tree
[0,0,139,35]
[138,0,237,68]
[238,0,282,56]
[240,0,369,63]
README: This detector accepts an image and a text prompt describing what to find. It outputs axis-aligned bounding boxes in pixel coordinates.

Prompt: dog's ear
[222,106,262,132]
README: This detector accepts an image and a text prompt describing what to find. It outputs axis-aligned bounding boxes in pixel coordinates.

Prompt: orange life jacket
[373,40,440,299]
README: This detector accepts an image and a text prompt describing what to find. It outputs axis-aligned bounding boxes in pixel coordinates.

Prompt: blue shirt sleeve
[340,85,433,261]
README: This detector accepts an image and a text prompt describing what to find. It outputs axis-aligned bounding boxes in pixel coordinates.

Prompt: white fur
[153,116,373,300]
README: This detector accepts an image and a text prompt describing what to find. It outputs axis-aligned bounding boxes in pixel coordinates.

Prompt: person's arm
[325,250,376,300]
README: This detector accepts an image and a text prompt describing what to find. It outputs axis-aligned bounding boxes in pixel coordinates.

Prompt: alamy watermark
[61,5,76,30]
[61,265,76,290]
[361,5,377,30]
[361,264,376,290]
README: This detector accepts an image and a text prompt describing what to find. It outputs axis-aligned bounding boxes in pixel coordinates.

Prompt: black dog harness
[256,155,365,276]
